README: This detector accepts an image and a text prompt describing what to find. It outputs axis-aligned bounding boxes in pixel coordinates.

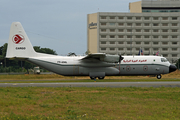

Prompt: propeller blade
[119,55,124,63]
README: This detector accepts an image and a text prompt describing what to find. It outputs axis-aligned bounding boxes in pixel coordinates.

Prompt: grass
[0,87,179,120]
[0,70,179,119]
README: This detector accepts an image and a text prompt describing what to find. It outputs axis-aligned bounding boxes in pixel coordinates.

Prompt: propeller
[118,54,124,74]
[119,54,124,63]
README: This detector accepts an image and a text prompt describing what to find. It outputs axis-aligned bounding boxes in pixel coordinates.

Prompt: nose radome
[169,65,177,73]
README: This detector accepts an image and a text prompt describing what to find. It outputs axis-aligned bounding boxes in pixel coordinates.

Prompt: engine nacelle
[100,55,120,63]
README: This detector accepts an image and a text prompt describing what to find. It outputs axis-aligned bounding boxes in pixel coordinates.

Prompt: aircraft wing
[81,53,106,60]
[81,53,123,63]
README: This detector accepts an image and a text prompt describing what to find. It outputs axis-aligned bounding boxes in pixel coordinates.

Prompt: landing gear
[90,77,105,80]
[90,77,96,80]
[98,77,105,80]
[157,74,162,79]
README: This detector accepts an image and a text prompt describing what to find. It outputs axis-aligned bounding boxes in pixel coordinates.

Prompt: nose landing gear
[157,74,162,79]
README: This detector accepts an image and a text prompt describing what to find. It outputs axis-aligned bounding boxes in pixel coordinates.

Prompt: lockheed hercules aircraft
[6,22,177,79]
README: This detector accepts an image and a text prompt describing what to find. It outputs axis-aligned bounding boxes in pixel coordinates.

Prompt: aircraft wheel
[98,77,105,80]
[157,74,162,79]
[90,77,96,80]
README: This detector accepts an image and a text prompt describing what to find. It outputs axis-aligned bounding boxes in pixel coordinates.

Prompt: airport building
[87,0,180,62]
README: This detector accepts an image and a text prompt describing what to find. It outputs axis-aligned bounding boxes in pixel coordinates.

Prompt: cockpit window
[161,58,168,62]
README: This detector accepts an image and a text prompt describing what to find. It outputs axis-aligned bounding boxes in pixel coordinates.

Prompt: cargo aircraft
[6,22,177,79]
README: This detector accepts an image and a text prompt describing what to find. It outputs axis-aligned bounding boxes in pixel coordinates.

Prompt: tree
[34,46,57,55]
[175,58,180,70]
[85,49,91,55]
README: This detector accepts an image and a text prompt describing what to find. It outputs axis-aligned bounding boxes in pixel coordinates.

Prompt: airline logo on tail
[12,34,24,44]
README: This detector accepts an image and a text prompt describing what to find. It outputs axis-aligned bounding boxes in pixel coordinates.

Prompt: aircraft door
[73,66,79,75]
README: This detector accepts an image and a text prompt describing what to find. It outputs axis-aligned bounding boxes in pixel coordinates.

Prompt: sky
[0,0,138,55]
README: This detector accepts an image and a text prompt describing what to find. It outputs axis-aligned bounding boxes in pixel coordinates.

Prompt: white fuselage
[27,55,171,77]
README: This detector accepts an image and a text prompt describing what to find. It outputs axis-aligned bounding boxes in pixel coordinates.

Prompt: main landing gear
[156,74,162,79]
[90,77,105,80]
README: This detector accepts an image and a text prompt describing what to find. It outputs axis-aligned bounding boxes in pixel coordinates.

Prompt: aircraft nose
[169,64,177,73]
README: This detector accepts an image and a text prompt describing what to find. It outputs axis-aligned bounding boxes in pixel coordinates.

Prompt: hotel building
[87,0,180,62]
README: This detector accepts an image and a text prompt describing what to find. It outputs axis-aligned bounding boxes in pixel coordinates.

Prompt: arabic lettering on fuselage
[123,59,147,63]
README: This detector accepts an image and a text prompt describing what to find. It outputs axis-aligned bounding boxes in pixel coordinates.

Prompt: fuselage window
[161,58,168,62]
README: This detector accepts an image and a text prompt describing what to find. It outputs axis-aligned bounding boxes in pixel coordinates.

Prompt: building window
[127,35,132,38]
[118,42,124,44]
[144,42,149,44]
[172,36,178,38]
[144,17,149,20]
[127,17,132,20]
[172,48,177,51]
[172,29,178,32]
[153,29,159,32]
[153,48,158,51]
[101,23,106,26]
[145,48,149,51]
[127,23,132,26]
[162,29,168,32]
[136,29,141,32]
[110,48,115,51]
[101,48,106,50]
[109,23,115,26]
[162,36,168,38]
[153,42,158,45]
[118,35,124,38]
[118,16,124,19]
[162,23,168,26]
[110,35,115,38]
[127,29,132,32]
[172,23,178,26]
[153,23,158,26]
[136,35,141,38]
[101,16,106,19]
[162,42,168,45]
[162,48,168,51]
[136,42,141,44]
[127,42,131,44]
[172,42,177,45]
[110,16,115,19]
[153,17,159,20]
[172,17,178,20]
[162,17,168,20]
[153,36,159,38]
[172,54,177,57]
[127,48,131,50]
[144,23,150,26]
[118,48,123,50]
[110,41,115,44]
[101,35,106,38]
[119,23,124,26]
[144,35,150,38]
[144,29,150,32]
[118,29,124,32]
[136,23,141,26]
[101,29,106,32]
[110,29,115,32]
[136,17,141,20]
[101,41,106,44]
[163,54,168,57]
[136,48,139,51]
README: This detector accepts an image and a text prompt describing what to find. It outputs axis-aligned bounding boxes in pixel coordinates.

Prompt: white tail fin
[6,22,37,58]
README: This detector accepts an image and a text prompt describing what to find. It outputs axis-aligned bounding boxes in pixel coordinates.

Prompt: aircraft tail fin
[6,22,37,58]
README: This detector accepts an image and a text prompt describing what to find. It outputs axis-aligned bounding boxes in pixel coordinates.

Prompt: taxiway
[0,82,180,87]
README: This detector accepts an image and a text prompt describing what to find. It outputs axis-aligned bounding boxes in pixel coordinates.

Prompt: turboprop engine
[100,54,124,63]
